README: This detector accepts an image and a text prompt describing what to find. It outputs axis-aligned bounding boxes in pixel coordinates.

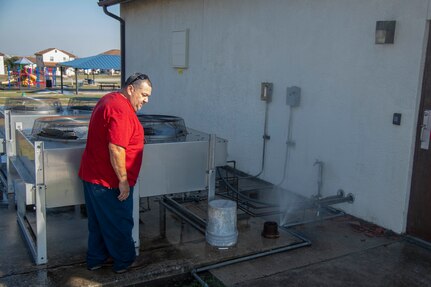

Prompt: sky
[0,0,120,58]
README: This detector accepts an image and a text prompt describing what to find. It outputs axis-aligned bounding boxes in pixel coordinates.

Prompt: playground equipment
[4,66,48,89]
[19,70,37,87]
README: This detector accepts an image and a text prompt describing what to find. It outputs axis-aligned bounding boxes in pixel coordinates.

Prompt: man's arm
[108,142,129,201]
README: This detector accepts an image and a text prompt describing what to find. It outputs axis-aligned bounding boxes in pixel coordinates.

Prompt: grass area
[0,88,104,106]
[0,74,120,92]
[0,73,120,82]
[0,74,120,105]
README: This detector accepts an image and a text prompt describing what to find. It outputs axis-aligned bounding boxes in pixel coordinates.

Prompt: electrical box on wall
[392,113,402,125]
[261,82,273,102]
[375,21,396,44]
[286,86,301,107]
[172,29,189,68]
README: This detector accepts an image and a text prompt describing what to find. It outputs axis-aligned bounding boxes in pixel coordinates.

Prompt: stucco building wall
[121,0,430,233]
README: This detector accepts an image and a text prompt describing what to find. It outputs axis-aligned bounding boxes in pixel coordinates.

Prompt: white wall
[122,0,430,233]
[0,55,5,75]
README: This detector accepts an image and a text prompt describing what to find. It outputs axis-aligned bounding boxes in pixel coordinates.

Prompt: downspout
[101,5,126,86]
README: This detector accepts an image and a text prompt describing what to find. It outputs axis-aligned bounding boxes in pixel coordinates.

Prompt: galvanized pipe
[159,200,206,234]
[313,159,323,198]
[191,228,311,286]
[191,270,209,287]
[207,134,216,201]
[317,189,345,201]
[163,196,207,227]
[216,167,277,207]
[160,189,312,287]
[316,193,354,206]
[282,211,346,228]
[160,196,207,233]
[239,100,270,179]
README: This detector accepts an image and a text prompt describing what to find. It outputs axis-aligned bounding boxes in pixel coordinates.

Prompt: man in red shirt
[79,73,152,273]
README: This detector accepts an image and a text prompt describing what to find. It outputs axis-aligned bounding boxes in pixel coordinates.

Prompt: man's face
[129,81,152,112]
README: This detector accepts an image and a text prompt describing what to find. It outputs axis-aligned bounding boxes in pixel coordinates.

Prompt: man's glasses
[125,73,149,86]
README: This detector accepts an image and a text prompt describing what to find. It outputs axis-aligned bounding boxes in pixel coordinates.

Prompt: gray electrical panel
[286,86,301,107]
[261,82,273,102]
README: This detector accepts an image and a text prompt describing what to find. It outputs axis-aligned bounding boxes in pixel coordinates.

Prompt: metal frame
[16,140,48,264]
[11,124,224,264]
[12,130,141,264]
[2,109,63,206]
[207,134,216,201]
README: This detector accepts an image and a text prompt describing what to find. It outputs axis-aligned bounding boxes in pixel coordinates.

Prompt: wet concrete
[229,241,431,287]
[211,217,431,287]
[1,195,431,286]
[0,196,303,286]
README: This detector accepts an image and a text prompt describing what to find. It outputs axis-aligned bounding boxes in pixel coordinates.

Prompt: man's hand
[109,142,129,201]
[117,180,130,201]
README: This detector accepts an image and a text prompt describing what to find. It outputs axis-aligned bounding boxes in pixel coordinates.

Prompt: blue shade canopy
[58,54,120,70]
[14,57,34,65]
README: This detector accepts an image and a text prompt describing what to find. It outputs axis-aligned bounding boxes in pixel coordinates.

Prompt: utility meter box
[286,86,301,107]
[261,82,273,102]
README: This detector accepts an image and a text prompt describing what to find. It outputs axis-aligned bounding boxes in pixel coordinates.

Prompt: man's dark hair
[124,73,152,88]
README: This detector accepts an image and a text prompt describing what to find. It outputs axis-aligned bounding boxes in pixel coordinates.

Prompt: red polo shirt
[79,92,144,188]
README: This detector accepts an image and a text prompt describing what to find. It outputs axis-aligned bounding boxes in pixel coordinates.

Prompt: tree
[4,56,19,72]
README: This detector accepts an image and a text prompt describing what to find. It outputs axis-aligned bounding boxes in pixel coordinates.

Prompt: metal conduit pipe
[280,191,355,210]
[216,167,278,208]
[276,105,294,186]
[316,192,355,206]
[317,189,345,201]
[216,194,280,218]
[159,200,206,234]
[404,235,431,250]
[218,167,354,210]
[257,100,270,177]
[101,5,126,86]
[155,185,312,286]
[281,193,354,228]
[160,195,311,287]
[282,211,346,228]
[163,196,207,227]
[217,190,278,211]
[222,168,354,210]
[313,159,323,198]
[239,100,270,179]
[191,227,311,287]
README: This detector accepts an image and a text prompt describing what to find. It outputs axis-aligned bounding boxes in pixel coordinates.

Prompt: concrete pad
[231,241,431,287]
[210,216,404,286]
[0,197,307,287]
[2,192,430,287]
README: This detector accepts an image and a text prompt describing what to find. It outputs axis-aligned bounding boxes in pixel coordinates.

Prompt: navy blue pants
[83,181,136,271]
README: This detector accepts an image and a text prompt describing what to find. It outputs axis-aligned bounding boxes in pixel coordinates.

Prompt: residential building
[0,53,5,75]
[35,48,76,74]
[100,49,120,56]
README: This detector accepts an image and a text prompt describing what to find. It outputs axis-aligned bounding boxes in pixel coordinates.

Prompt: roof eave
[98,0,132,7]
